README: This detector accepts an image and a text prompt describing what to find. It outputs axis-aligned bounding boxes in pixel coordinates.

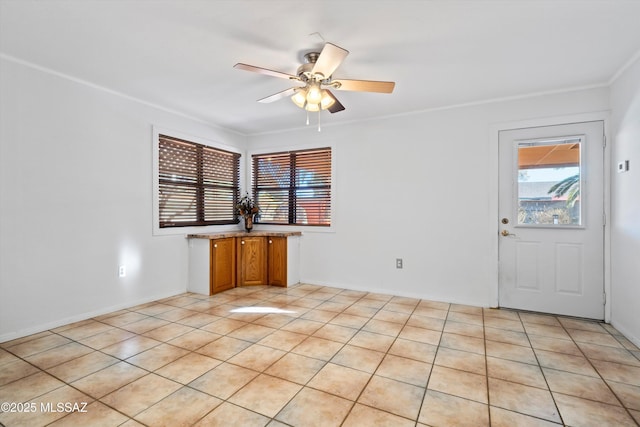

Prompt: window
[517,136,582,226]
[252,147,331,226]
[158,134,240,228]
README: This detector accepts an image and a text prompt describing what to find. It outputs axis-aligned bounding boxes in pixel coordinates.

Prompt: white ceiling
[2,0,640,135]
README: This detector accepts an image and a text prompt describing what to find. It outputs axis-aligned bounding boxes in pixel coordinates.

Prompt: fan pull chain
[306,110,309,126]
[318,110,321,132]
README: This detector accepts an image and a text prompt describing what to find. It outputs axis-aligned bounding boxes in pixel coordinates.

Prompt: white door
[498,121,605,319]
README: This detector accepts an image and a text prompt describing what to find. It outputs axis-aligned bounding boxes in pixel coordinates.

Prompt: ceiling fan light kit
[290,86,336,111]
[234,42,395,131]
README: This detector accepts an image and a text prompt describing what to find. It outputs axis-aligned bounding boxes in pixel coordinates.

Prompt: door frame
[489,112,611,322]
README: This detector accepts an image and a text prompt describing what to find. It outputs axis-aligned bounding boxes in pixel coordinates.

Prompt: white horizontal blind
[252,147,331,226]
[158,134,240,227]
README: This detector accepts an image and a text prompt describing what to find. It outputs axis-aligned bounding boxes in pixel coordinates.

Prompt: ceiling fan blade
[325,90,345,113]
[311,43,349,79]
[234,63,297,80]
[257,87,298,103]
[332,79,395,94]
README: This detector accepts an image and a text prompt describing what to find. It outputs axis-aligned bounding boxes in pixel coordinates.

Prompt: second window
[252,147,332,226]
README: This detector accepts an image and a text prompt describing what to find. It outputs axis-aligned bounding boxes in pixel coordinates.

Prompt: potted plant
[236,193,260,232]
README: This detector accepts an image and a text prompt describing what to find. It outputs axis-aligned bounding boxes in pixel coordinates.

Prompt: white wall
[0,54,618,342]
[0,59,246,341]
[610,57,640,346]
[249,88,610,306]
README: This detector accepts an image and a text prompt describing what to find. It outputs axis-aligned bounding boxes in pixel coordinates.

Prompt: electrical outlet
[396,258,403,269]
[618,160,630,173]
[118,265,126,278]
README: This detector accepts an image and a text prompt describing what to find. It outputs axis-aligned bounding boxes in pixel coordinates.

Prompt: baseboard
[297,278,490,308]
[610,319,640,349]
[0,289,186,344]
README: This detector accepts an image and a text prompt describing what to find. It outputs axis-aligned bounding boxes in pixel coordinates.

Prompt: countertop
[187,230,302,239]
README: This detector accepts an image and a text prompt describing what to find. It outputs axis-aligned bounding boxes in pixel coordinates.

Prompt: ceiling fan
[234,42,395,128]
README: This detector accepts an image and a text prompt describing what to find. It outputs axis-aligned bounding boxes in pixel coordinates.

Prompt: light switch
[617,160,630,173]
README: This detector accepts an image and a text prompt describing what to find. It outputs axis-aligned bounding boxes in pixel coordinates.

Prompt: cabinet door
[238,236,267,286]
[268,236,287,287]
[210,238,236,294]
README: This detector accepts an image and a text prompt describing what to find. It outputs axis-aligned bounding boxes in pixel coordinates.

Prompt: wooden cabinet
[237,236,268,286]
[210,238,236,294]
[188,232,300,295]
[268,236,287,287]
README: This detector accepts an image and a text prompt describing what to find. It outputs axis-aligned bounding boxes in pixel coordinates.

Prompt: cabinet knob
[241,240,245,245]
[269,240,272,244]
[214,244,217,248]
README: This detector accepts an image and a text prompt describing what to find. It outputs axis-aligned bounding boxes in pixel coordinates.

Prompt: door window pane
[517,137,582,226]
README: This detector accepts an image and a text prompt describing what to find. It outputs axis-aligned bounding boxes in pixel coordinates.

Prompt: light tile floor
[1,284,639,426]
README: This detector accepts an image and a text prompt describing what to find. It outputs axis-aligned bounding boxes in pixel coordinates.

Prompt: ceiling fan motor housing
[297,52,334,85]
[304,52,320,64]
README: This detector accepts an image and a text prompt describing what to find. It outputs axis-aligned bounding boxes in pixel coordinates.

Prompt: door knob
[501,230,516,237]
